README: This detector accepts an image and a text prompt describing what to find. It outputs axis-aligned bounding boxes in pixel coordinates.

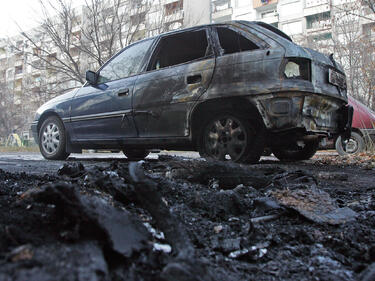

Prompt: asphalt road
[0,150,338,175]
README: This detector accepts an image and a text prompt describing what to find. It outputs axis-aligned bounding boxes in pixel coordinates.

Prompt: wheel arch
[37,111,65,137]
[190,97,265,146]
[351,127,364,137]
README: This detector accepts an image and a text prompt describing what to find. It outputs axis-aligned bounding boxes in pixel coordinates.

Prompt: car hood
[35,88,79,118]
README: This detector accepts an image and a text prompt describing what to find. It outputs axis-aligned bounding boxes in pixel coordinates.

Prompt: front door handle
[116,88,129,96]
[186,74,202,85]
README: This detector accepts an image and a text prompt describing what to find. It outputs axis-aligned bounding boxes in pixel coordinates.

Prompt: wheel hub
[205,117,247,161]
[345,138,358,153]
[42,123,60,154]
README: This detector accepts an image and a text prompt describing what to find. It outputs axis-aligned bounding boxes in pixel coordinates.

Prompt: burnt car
[31,21,352,163]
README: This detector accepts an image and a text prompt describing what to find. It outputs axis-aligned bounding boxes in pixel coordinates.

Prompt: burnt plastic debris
[272,187,357,225]
[57,162,85,178]
[28,182,150,257]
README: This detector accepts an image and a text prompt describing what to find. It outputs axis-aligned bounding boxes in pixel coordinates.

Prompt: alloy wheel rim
[205,117,247,161]
[41,123,60,155]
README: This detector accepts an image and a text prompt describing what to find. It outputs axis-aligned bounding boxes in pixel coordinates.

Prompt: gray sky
[0,0,85,38]
[0,0,43,38]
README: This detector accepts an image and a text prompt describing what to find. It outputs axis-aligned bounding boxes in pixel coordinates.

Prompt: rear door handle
[116,88,129,96]
[186,74,202,85]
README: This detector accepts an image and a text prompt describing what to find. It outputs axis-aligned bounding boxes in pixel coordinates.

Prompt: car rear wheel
[123,149,150,160]
[335,132,365,156]
[198,113,264,163]
[272,141,319,161]
[39,116,70,160]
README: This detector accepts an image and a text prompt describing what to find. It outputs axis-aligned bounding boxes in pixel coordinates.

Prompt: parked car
[335,96,375,155]
[31,21,352,163]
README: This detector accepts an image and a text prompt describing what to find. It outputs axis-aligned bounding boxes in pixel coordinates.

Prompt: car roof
[135,20,291,43]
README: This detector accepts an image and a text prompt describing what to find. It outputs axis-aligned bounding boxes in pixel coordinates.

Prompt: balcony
[14,60,23,67]
[306,12,331,33]
[212,8,233,21]
[253,0,278,10]
[304,0,330,17]
[305,0,328,9]
[259,9,278,24]
[212,0,233,20]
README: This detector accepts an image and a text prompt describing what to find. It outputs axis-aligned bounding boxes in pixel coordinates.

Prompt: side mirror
[86,70,98,85]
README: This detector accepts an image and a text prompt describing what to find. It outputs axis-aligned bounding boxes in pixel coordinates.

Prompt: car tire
[198,113,265,163]
[123,149,150,160]
[39,116,70,160]
[335,132,365,156]
[272,141,319,161]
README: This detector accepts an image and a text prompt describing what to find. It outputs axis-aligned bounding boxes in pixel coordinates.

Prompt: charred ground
[0,153,374,281]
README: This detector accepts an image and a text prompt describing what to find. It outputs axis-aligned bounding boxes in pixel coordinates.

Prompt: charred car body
[31,21,352,162]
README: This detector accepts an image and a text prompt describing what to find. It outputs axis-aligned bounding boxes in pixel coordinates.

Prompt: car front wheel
[335,132,365,156]
[39,116,70,160]
[272,141,319,161]
[198,113,264,163]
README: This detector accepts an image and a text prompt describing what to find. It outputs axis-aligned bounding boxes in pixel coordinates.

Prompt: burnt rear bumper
[254,92,349,136]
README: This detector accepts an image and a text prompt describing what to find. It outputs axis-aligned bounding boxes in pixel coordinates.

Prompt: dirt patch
[0,156,375,280]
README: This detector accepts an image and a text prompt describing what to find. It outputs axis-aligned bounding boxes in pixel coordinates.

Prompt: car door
[133,28,215,137]
[69,39,154,141]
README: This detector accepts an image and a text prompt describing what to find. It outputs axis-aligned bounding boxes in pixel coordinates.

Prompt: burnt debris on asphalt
[0,156,375,281]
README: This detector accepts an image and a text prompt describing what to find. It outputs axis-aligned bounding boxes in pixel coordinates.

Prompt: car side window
[148,30,210,71]
[216,27,259,55]
[98,39,153,84]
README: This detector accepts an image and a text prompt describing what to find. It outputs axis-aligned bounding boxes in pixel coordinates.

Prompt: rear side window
[149,30,209,70]
[217,27,259,55]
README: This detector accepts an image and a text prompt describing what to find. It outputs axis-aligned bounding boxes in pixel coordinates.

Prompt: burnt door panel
[133,58,215,137]
[70,77,137,141]
[133,28,215,138]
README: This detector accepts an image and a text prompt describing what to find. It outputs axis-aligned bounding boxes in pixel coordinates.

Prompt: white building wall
[184,0,211,27]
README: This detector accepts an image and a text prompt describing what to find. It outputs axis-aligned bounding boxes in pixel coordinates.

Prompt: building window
[164,0,183,16]
[308,32,332,42]
[131,11,147,26]
[15,66,23,75]
[306,11,330,29]
[363,23,375,38]
[212,0,231,13]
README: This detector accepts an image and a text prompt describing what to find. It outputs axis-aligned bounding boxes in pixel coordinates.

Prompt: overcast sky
[0,0,85,38]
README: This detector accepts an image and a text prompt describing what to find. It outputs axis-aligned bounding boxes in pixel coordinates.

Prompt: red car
[335,96,375,155]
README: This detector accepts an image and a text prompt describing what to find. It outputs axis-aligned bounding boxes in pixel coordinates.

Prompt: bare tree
[362,0,375,14]
[11,0,153,90]
[0,82,27,138]
[331,6,363,99]
[359,24,375,108]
